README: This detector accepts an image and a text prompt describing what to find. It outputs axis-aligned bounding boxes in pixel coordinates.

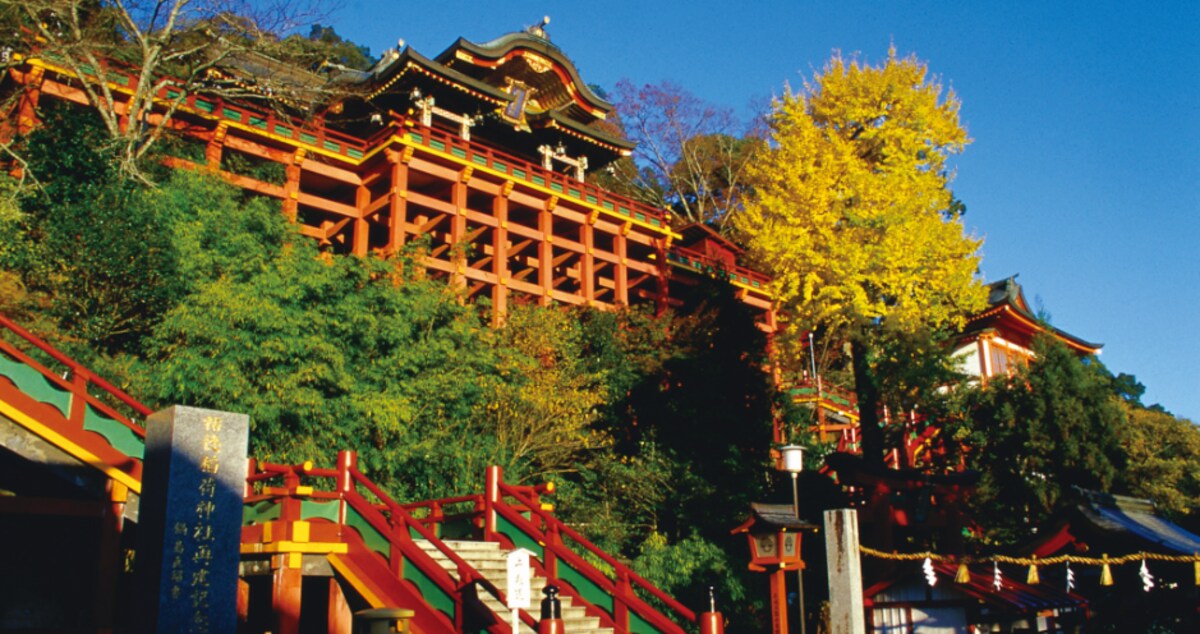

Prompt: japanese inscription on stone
[137,406,249,633]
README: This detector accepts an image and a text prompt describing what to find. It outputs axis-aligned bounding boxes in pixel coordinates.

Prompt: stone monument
[136,406,249,633]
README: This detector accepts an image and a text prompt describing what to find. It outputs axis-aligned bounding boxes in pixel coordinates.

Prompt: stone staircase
[415,540,613,634]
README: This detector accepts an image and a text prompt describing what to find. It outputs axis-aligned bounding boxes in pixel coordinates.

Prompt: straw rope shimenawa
[858,546,1200,586]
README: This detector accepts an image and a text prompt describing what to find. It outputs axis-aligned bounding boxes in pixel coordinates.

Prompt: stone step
[414,539,612,634]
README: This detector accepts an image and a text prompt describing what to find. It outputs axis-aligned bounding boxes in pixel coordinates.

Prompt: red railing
[484,466,695,633]
[25,51,369,160]
[667,245,772,292]
[0,313,150,432]
[25,49,677,234]
[385,115,672,231]
[243,454,538,633]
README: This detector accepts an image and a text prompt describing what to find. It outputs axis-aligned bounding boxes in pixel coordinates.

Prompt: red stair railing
[243,453,538,633]
[0,313,149,488]
[484,466,695,634]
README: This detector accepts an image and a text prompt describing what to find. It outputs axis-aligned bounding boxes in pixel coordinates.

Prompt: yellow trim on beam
[241,540,348,555]
[0,398,142,494]
[327,554,387,608]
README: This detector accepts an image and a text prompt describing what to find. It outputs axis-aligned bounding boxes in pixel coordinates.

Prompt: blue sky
[333,1,1200,420]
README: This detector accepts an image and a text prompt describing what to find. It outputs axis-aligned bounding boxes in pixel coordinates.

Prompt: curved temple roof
[963,276,1102,354]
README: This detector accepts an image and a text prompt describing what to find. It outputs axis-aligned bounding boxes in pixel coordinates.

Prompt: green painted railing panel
[0,353,71,416]
[472,154,487,165]
[401,557,455,621]
[222,107,240,120]
[551,182,564,193]
[195,100,215,113]
[409,132,424,143]
[243,500,281,526]
[323,140,341,152]
[630,610,664,634]
[348,148,364,159]
[558,560,613,616]
[275,125,292,136]
[495,513,542,560]
[82,403,144,459]
[513,168,526,179]
[300,132,318,144]
[249,116,267,129]
[300,499,339,523]
[346,507,391,560]
[495,162,508,172]
[451,147,467,159]
[532,175,544,186]
[430,140,446,152]
[569,188,581,198]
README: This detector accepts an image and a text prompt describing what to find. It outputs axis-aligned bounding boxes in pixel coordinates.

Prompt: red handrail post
[244,458,257,499]
[700,612,725,634]
[615,570,632,631]
[337,450,355,524]
[543,523,559,580]
[484,465,501,541]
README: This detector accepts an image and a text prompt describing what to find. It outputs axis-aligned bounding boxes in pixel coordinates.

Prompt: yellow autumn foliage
[735,48,987,349]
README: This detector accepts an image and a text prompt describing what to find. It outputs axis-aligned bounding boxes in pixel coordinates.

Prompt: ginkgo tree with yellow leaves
[735,48,988,466]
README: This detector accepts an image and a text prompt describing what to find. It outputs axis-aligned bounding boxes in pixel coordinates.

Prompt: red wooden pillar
[491,185,511,326]
[16,66,45,136]
[654,236,671,316]
[206,123,228,170]
[273,554,303,634]
[387,149,411,252]
[450,167,471,290]
[353,183,370,256]
[539,198,557,306]
[327,578,352,634]
[282,149,305,222]
[615,225,630,306]
[580,213,595,305]
[237,578,251,627]
[95,480,127,633]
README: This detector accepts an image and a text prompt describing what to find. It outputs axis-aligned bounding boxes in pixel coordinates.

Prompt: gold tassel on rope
[955,562,970,583]
[1194,557,1199,586]
[1100,554,1113,587]
[1027,555,1040,585]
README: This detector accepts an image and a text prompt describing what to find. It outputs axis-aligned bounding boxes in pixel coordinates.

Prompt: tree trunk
[851,336,884,468]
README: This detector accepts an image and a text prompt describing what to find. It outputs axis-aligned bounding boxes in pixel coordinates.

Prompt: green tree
[270,24,375,72]
[5,104,182,352]
[1119,403,1200,519]
[480,305,611,482]
[128,172,502,499]
[598,80,762,228]
[957,336,1128,546]
[735,48,987,466]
